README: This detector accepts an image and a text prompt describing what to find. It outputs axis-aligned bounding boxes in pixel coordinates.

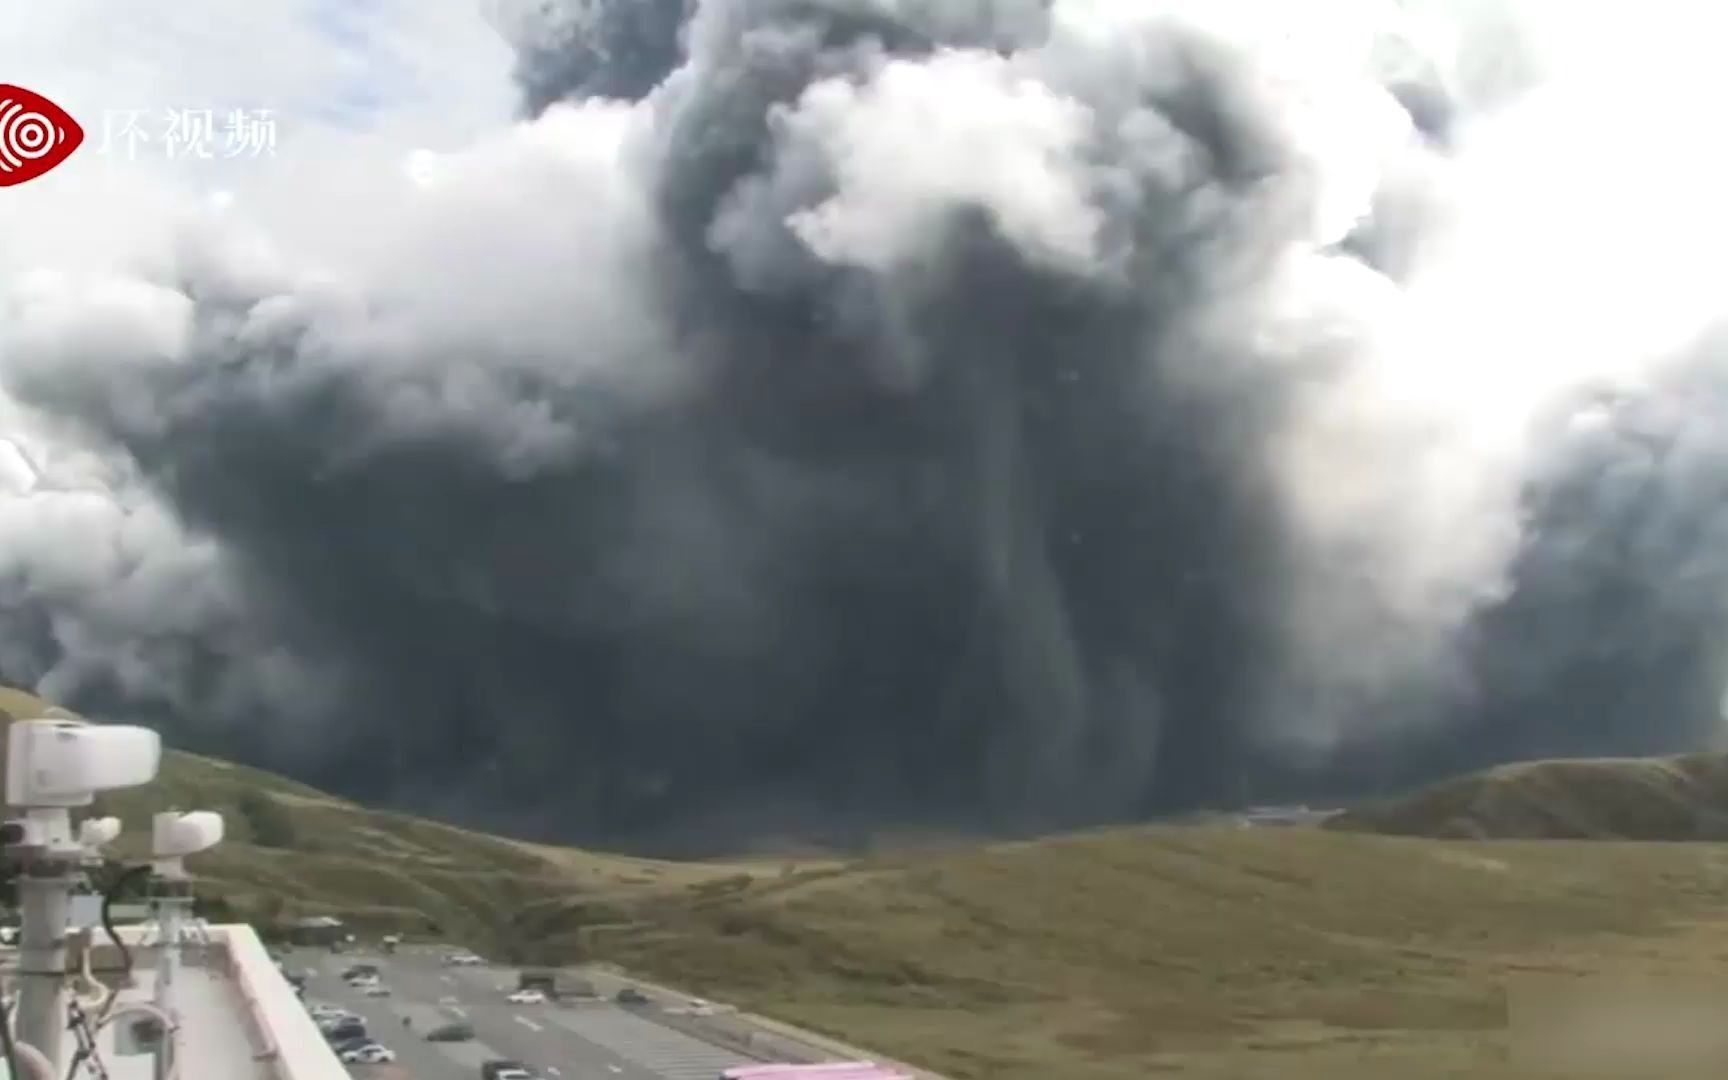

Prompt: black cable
[0,991,20,1080]
[63,1000,86,1080]
[99,866,151,983]
[64,998,108,1080]
[0,855,17,1080]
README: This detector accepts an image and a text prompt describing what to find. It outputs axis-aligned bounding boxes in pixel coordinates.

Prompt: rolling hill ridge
[1325,751,1728,840]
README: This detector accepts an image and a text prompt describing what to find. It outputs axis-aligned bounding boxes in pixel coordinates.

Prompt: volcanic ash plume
[5,0,1728,851]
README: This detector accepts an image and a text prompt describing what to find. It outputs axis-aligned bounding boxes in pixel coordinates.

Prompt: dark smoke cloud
[509,0,692,111]
[4,1,1728,852]
[1455,351,1728,764]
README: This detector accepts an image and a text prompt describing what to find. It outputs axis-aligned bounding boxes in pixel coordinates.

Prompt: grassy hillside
[0,687,779,953]
[1325,752,1728,840]
[21,685,1728,1078]
[550,824,1728,1080]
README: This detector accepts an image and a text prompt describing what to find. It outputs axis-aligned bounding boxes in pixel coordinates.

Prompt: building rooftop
[1,923,345,1080]
[0,717,928,1080]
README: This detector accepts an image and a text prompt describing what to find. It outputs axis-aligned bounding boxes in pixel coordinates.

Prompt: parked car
[362,984,392,997]
[480,1062,528,1080]
[614,987,650,1006]
[340,1044,397,1065]
[322,1020,366,1044]
[330,1034,374,1055]
[505,989,545,1005]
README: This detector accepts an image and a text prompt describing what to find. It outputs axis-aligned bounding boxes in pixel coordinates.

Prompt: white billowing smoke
[1,0,1728,838]
[1220,0,1728,753]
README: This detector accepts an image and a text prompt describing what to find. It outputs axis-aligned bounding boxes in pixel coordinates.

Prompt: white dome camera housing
[152,810,224,859]
[77,816,122,850]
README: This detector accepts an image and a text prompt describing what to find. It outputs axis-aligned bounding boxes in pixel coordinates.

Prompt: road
[294,947,756,1080]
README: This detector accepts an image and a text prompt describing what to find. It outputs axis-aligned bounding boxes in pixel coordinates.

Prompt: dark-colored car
[426,1022,475,1042]
[323,1020,366,1044]
[330,1034,374,1055]
[481,1061,528,1080]
[614,987,650,1006]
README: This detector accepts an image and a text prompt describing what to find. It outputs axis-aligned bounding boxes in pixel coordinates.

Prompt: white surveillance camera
[78,816,122,849]
[152,810,224,858]
[6,721,162,809]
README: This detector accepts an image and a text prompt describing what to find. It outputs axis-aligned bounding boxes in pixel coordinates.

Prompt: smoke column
[4,0,1728,851]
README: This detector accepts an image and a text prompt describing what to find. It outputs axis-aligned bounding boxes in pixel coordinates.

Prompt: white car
[339,1044,396,1065]
[362,984,391,997]
[307,1004,344,1019]
[505,989,546,1005]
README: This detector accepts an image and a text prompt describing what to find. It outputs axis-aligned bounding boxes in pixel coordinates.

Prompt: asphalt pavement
[294,947,755,1080]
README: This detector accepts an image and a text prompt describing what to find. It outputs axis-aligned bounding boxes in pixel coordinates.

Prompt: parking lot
[296,946,757,1080]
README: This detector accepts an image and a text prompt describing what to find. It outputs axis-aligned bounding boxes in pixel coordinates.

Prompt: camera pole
[11,807,79,1074]
[150,811,199,1080]
[5,718,163,1075]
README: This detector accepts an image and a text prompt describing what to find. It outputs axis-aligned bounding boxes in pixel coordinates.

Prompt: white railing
[208,927,346,1080]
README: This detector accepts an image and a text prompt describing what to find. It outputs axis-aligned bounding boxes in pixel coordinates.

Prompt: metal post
[15,866,72,1073]
[151,882,188,1080]
[154,894,179,1008]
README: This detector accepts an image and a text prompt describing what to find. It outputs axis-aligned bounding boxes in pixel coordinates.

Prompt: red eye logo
[0,85,84,188]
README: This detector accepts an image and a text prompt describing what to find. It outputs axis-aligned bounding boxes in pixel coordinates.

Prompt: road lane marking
[514,1015,543,1032]
[440,974,454,984]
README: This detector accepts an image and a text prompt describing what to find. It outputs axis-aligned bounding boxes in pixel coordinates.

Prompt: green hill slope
[0,687,777,954]
[1324,752,1728,840]
[545,824,1728,1080]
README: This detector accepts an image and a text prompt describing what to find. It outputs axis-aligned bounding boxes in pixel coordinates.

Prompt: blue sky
[0,0,519,278]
